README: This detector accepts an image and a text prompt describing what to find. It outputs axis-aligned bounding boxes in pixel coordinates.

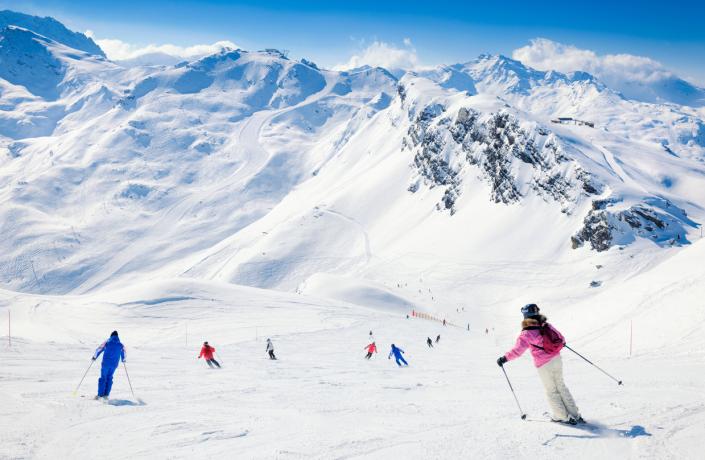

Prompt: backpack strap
[525,324,546,350]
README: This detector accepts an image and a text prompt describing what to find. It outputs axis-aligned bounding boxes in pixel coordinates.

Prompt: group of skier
[89,333,278,399]
[89,303,586,425]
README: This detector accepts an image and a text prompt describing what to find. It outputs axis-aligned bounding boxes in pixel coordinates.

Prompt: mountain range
[1,10,704,299]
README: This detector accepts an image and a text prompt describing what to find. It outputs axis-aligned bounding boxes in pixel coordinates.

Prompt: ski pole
[564,344,623,385]
[122,361,136,399]
[500,366,527,419]
[215,352,225,366]
[73,359,95,396]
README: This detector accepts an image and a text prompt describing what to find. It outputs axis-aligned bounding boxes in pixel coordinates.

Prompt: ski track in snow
[593,143,650,196]
[1,284,703,459]
[320,208,372,263]
[2,14,705,460]
[70,75,339,295]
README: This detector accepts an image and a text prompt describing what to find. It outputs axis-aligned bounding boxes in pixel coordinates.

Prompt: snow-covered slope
[1,13,704,297]
[0,12,704,458]
[0,9,104,56]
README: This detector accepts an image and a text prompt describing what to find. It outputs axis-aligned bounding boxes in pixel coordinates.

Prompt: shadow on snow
[542,424,651,445]
[107,398,147,407]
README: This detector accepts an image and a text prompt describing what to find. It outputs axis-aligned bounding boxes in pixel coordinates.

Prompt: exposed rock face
[403,99,693,252]
[572,200,691,251]
[571,210,613,251]
[404,104,600,214]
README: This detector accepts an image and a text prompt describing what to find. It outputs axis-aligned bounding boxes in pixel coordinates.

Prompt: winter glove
[92,357,96,361]
[496,356,507,367]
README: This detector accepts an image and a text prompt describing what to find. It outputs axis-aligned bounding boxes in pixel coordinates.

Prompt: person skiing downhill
[198,341,221,368]
[92,331,125,400]
[497,304,584,425]
[266,338,276,360]
[364,342,377,359]
[426,337,433,348]
[436,334,440,344]
[388,344,408,366]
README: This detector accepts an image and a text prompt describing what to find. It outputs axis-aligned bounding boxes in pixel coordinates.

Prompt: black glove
[496,356,507,367]
[92,357,96,361]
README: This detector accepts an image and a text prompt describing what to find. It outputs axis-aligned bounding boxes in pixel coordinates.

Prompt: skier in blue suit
[92,330,126,399]
[388,344,408,366]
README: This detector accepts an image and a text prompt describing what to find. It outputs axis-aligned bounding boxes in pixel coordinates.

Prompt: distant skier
[436,334,440,343]
[497,304,584,425]
[266,338,277,360]
[92,330,125,400]
[198,341,221,368]
[426,337,433,348]
[443,319,446,326]
[369,330,375,342]
[388,344,408,366]
[364,342,377,359]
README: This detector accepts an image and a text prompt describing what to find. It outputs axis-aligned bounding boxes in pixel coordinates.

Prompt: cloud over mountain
[334,39,419,73]
[85,30,237,66]
[513,38,705,107]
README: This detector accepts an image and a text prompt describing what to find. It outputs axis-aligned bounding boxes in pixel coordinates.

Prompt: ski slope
[1,262,704,459]
[1,10,705,459]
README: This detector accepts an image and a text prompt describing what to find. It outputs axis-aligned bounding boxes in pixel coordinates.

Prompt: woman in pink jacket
[497,304,584,425]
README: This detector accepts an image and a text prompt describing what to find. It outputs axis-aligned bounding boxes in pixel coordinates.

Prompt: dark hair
[110,330,118,337]
[532,314,547,324]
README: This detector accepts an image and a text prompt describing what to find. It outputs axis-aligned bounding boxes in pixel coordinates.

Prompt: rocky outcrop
[572,200,691,251]
[404,104,600,213]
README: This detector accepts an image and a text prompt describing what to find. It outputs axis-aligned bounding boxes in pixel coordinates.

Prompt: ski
[543,412,586,426]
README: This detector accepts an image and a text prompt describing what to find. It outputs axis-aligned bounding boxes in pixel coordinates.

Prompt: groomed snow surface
[2,237,705,459]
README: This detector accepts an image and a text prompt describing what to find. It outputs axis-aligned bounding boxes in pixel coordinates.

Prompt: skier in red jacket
[198,341,221,368]
[364,342,377,359]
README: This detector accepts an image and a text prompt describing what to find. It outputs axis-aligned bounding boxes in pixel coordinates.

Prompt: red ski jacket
[199,345,215,360]
[365,343,377,353]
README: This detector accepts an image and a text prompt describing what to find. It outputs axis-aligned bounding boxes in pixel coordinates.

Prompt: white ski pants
[537,355,580,421]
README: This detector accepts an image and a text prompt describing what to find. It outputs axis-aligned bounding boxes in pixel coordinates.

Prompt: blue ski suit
[389,345,408,366]
[93,335,125,397]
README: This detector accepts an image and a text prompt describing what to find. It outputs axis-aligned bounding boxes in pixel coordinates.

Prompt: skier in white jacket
[266,338,276,360]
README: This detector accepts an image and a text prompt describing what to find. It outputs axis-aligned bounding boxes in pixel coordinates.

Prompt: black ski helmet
[521,304,540,318]
[110,330,118,337]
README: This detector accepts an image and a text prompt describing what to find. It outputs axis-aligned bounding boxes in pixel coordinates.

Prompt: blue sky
[6,0,705,83]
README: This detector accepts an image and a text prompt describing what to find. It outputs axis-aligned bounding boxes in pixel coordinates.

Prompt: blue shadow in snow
[542,424,651,445]
[107,398,147,407]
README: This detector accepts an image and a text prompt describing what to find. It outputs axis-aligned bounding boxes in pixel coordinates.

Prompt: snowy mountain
[1,12,705,459]
[0,10,104,56]
[0,12,704,295]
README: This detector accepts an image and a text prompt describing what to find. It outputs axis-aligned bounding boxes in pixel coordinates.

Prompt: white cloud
[512,38,672,84]
[511,38,705,106]
[85,31,238,63]
[334,40,419,71]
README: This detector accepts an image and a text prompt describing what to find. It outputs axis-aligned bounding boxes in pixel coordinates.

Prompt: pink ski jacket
[503,319,564,368]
